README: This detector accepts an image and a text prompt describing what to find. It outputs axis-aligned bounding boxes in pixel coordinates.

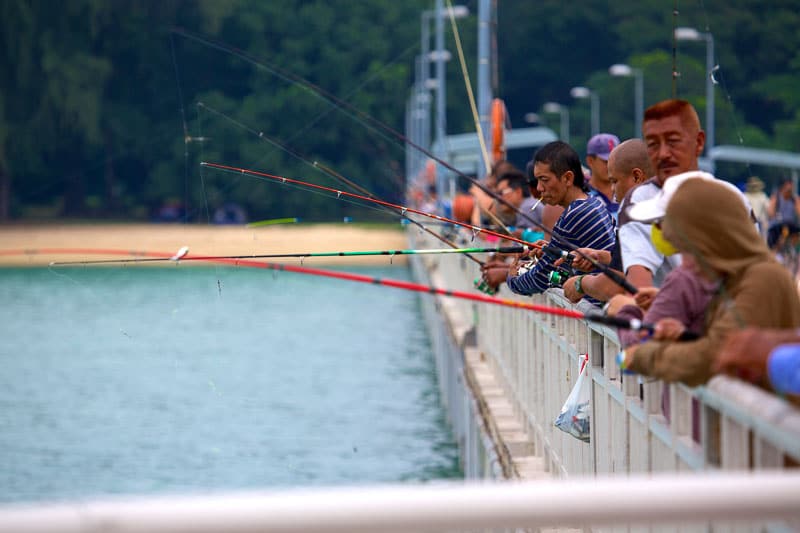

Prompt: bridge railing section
[410,228,800,477]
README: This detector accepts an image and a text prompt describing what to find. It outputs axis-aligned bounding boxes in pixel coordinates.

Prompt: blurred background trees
[1,0,797,222]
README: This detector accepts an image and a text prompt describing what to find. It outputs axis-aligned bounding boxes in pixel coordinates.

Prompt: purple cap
[586,133,620,161]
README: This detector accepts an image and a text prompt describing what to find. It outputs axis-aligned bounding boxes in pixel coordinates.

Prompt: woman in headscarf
[620,178,800,387]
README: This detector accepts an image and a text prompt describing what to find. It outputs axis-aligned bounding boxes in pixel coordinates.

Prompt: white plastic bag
[554,354,591,442]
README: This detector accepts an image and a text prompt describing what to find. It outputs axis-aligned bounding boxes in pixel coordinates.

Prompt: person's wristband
[616,350,634,374]
[574,274,586,294]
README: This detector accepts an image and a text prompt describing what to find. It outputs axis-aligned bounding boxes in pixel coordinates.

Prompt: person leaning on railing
[504,141,616,306]
[715,328,800,399]
[617,177,800,387]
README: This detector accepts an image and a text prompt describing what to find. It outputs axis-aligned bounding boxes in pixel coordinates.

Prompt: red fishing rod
[201,161,542,249]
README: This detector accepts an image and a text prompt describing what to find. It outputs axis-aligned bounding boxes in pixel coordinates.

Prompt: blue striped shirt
[507,195,616,296]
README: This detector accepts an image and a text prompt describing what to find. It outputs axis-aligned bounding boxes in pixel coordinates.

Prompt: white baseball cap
[627,171,720,223]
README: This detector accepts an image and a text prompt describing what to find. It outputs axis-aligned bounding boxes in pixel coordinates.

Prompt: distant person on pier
[494,168,544,239]
[503,141,615,304]
[585,133,620,216]
[469,159,516,228]
[744,176,770,238]
[767,177,800,226]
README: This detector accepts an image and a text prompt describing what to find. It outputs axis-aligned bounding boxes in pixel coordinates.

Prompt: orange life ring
[490,98,507,164]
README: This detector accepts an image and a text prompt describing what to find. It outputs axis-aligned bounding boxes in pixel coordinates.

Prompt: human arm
[766,193,778,219]
[626,264,798,387]
[558,248,611,272]
[563,271,626,304]
[626,265,654,290]
[619,221,663,288]
[713,328,800,393]
[506,247,555,295]
[633,286,659,310]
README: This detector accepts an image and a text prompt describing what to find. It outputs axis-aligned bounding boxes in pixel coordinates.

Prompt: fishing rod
[196,102,485,266]
[49,246,527,267]
[246,217,299,227]
[174,28,635,294]
[172,28,542,232]
[201,161,543,249]
[35,245,691,338]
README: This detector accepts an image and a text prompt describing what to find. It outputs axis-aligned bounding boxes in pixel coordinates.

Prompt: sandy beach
[0,223,409,266]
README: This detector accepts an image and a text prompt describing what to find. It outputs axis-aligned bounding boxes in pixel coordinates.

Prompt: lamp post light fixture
[422,2,470,152]
[570,86,599,136]
[609,63,644,139]
[674,26,715,170]
[542,102,570,145]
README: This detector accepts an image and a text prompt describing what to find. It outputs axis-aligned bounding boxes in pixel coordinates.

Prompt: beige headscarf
[663,178,771,279]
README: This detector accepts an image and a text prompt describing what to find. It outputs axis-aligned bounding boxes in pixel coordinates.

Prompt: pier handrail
[1,472,799,532]
[409,229,800,476]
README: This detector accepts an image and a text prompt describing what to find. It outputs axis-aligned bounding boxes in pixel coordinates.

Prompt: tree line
[1,0,797,223]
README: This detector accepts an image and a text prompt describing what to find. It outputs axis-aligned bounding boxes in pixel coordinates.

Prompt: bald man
[562,139,654,304]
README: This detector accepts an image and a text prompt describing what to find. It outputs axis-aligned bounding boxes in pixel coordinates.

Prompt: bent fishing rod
[201,161,543,249]
[50,245,526,267]
[175,28,635,294]
[196,102,485,266]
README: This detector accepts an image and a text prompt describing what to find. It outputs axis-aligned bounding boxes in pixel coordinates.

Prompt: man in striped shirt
[506,141,616,301]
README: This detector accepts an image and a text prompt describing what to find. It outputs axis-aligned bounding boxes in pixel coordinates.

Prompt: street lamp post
[542,102,570,145]
[422,3,470,150]
[570,86,599,136]
[675,26,715,171]
[609,63,644,139]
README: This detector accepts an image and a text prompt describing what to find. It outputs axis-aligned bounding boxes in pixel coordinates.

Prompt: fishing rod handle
[583,312,700,341]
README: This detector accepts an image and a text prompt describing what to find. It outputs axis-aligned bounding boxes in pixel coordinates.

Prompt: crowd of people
[417,98,800,401]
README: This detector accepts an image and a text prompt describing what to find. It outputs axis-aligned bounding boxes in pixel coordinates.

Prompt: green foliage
[1,0,798,221]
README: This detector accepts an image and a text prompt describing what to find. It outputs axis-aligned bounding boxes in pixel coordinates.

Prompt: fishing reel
[542,244,574,288]
[473,276,498,295]
[548,262,574,288]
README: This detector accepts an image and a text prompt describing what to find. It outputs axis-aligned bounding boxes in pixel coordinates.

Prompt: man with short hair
[585,133,620,215]
[505,141,615,301]
[562,139,652,303]
[620,99,705,289]
[495,169,544,233]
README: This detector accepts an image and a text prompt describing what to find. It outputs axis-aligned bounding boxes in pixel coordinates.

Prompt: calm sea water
[0,264,461,504]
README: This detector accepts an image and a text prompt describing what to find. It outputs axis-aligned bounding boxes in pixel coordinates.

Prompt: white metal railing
[1,472,799,533]
[409,228,800,476]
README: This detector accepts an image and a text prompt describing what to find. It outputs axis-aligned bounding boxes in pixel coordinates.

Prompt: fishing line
[171,28,516,216]
[50,246,527,267]
[671,0,679,98]
[172,27,411,168]
[445,0,491,173]
[170,32,191,225]
[173,28,632,292]
[196,101,484,265]
[689,1,756,180]
[201,162,544,248]
[31,247,657,336]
